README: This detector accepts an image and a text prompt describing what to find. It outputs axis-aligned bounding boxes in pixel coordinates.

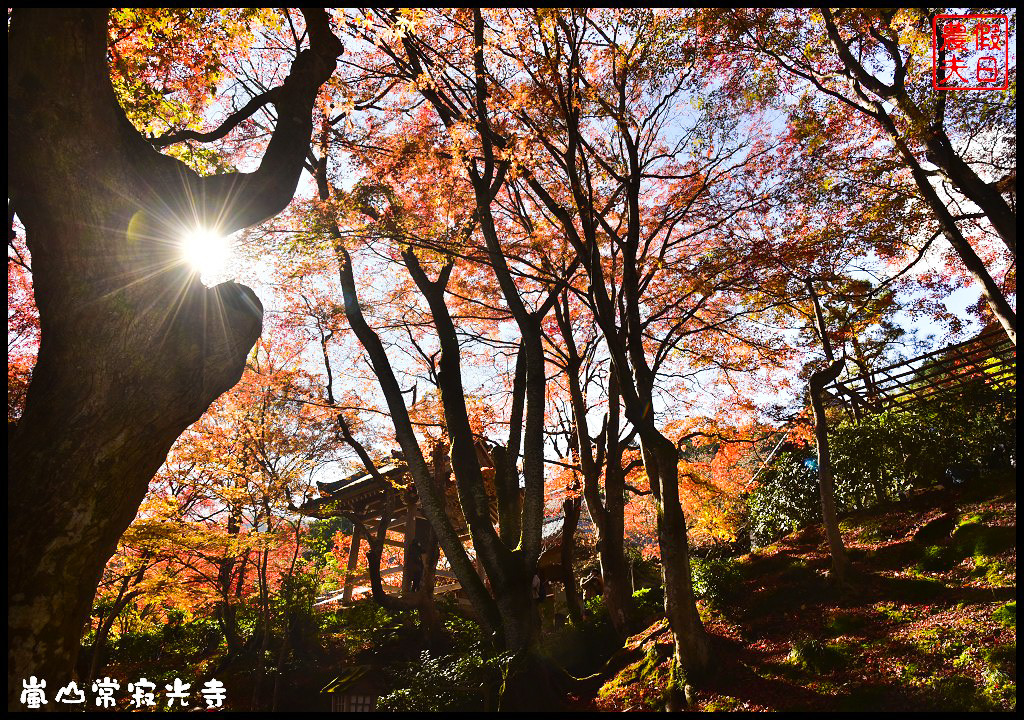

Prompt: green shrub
[110,615,221,667]
[690,557,741,609]
[992,601,1016,629]
[624,547,663,591]
[377,644,512,712]
[545,595,622,676]
[787,637,848,673]
[110,628,164,664]
[443,608,490,656]
[747,452,821,547]
[331,601,415,653]
[631,586,663,620]
[746,378,1015,548]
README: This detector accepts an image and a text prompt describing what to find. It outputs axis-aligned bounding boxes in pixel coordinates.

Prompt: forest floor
[93,472,1014,712]
[589,472,1017,712]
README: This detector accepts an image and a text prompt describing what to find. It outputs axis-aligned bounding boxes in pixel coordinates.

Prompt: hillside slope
[593,473,1016,712]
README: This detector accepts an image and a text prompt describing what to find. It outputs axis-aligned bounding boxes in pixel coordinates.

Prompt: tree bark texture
[7,9,340,704]
[809,363,851,582]
[804,279,851,583]
[560,496,584,626]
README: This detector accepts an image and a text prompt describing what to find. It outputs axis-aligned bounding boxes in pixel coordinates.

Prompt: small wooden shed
[322,665,384,712]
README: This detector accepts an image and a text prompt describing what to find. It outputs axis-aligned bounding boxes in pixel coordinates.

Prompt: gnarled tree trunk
[7,9,340,705]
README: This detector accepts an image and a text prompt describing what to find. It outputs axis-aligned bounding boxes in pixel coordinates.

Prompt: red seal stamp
[932,14,1009,91]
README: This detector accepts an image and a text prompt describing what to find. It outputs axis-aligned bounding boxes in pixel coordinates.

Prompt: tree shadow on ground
[701,636,836,711]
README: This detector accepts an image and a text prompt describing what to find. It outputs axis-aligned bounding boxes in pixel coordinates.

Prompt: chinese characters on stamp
[933,14,1010,91]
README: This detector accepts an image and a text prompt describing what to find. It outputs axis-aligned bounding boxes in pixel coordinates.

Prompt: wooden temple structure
[822,328,1015,419]
[301,444,500,608]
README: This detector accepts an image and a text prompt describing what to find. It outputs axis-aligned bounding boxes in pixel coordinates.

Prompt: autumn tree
[548,289,637,635]
[7,9,341,702]
[483,8,786,692]
[249,16,598,696]
[343,9,803,695]
[88,330,340,703]
[706,7,1016,342]
[306,149,560,660]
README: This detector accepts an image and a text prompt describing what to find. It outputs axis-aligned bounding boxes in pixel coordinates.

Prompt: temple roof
[313,463,409,513]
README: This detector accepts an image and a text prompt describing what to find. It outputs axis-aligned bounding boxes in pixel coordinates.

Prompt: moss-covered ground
[590,471,1016,712]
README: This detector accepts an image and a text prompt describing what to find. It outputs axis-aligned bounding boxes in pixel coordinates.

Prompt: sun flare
[182,228,231,280]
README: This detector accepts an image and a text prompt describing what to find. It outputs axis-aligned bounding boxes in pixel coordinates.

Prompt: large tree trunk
[646,434,712,704]
[6,10,339,705]
[405,251,539,652]
[618,216,711,691]
[416,514,445,645]
[555,296,634,637]
[329,9,563,666]
[598,517,633,637]
[578,406,634,638]
[598,375,634,637]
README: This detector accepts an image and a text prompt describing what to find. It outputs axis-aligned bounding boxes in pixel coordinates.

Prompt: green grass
[981,642,1016,709]
[596,472,1016,713]
[874,602,914,624]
